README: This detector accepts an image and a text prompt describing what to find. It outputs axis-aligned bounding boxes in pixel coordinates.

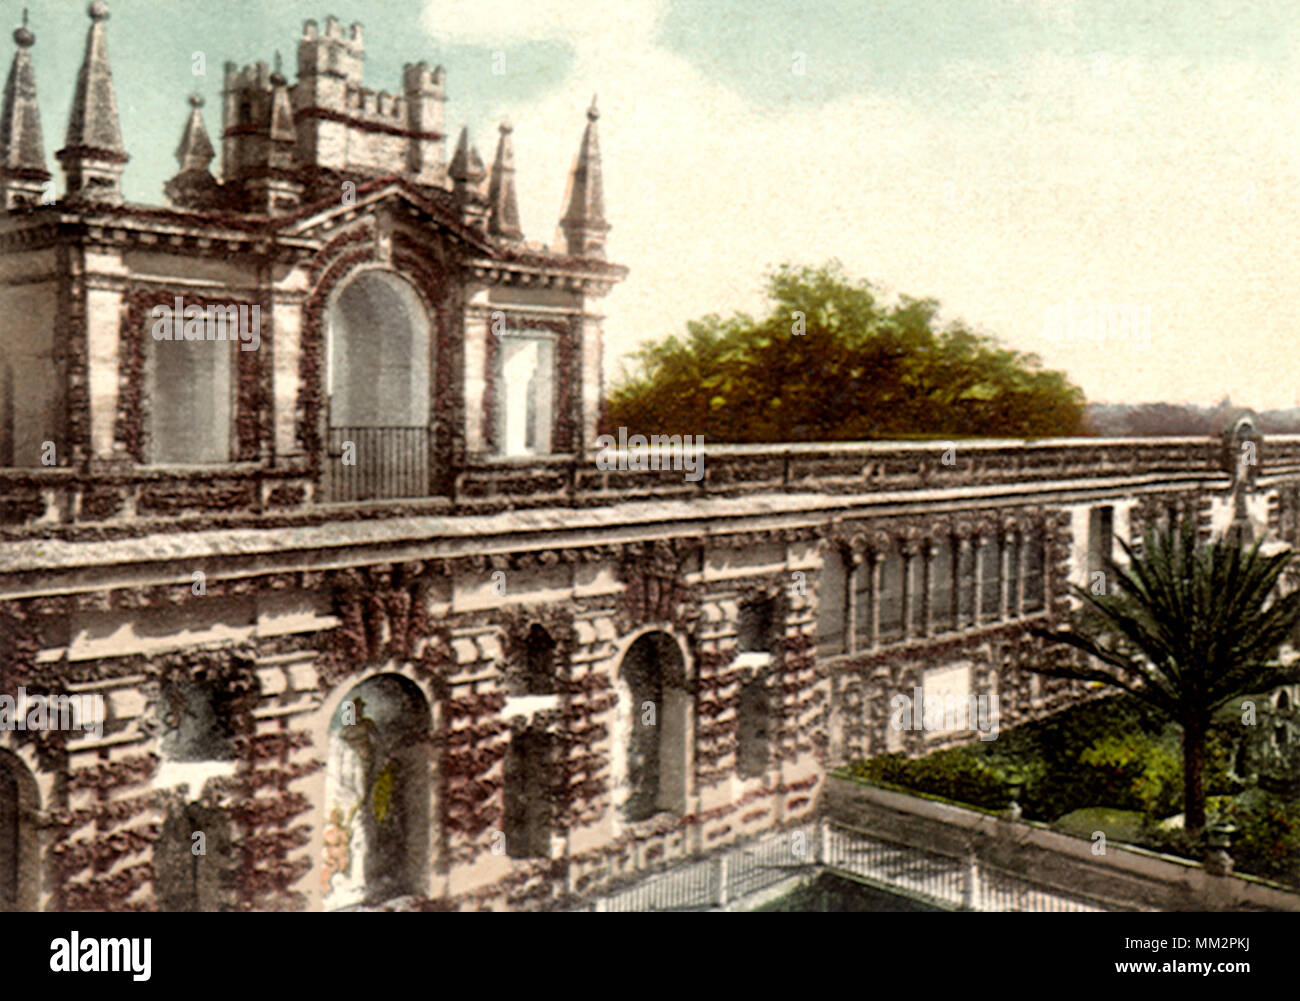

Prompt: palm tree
[1031,518,1300,838]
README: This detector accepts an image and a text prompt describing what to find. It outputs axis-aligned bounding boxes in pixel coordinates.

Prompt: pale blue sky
[13,1,1300,407]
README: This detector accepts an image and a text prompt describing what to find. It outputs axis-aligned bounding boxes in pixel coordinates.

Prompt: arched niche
[619,630,691,823]
[322,674,431,910]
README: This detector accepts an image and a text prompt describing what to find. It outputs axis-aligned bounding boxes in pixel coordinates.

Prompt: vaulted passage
[323,675,431,909]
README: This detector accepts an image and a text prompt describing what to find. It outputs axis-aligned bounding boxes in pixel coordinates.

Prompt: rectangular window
[817,549,847,656]
[1006,534,1020,614]
[931,539,954,633]
[979,539,1000,619]
[852,556,872,649]
[957,539,975,626]
[1023,535,1046,612]
[496,332,555,456]
[1088,506,1114,577]
[878,550,904,643]
[148,329,232,464]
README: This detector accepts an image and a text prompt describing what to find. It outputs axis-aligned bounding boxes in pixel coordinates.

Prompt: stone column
[921,540,934,638]
[973,534,986,627]
[462,302,491,454]
[845,551,861,654]
[901,546,915,641]
[868,553,882,649]
[1015,530,1027,617]
[949,536,961,630]
[999,530,1012,622]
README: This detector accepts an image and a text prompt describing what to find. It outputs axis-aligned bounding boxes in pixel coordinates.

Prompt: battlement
[224,60,276,94]
[403,62,446,96]
[298,16,363,83]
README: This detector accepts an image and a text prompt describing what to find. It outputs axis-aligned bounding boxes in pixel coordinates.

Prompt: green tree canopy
[606,263,1088,442]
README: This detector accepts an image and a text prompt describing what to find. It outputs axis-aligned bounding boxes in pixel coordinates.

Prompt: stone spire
[486,121,523,242]
[174,94,214,173]
[560,96,610,258]
[57,1,128,204]
[164,95,220,210]
[449,126,488,232]
[0,9,50,210]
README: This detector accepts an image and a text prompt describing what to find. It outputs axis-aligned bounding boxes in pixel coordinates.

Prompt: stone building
[0,5,1298,912]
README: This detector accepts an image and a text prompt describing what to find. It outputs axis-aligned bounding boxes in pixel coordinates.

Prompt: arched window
[323,674,431,909]
[324,270,432,500]
[620,632,689,822]
[0,749,38,911]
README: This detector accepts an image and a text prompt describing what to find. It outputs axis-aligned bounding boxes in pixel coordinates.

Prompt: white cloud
[426,1,1300,411]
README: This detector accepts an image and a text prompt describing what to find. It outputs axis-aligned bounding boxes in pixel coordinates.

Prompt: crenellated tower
[287,17,448,189]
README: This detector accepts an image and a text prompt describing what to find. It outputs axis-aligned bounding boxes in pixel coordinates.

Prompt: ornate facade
[0,6,1298,912]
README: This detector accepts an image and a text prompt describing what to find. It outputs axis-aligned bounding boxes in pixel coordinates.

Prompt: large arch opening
[620,632,690,823]
[324,269,432,501]
[0,749,39,911]
[322,674,431,910]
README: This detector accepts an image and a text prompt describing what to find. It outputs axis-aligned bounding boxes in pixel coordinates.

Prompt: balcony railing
[323,426,428,502]
[7,433,1296,528]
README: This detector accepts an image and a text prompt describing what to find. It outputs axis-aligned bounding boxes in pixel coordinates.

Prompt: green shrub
[1078,731,1183,817]
[844,748,1007,811]
[1218,791,1300,887]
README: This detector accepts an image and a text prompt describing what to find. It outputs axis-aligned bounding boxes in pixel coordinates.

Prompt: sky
[14,0,1300,408]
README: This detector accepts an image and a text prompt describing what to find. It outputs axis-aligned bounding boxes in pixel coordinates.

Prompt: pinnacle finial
[14,9,33,48]
[88,1,109,23]
[500,119,513,135]
[588,94,599,122]
[189,93,204,109]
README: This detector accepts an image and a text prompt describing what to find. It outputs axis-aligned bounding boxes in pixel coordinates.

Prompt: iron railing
[323,426,428,502]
